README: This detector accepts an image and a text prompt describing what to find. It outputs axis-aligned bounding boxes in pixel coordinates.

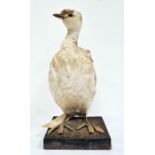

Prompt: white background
[1,0,155,155]
[30,0,123,155]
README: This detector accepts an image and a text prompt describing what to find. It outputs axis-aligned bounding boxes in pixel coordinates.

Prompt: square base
[43,116,111,150]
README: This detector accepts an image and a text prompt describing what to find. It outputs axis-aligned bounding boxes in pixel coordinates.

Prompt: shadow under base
[43,116,111,150]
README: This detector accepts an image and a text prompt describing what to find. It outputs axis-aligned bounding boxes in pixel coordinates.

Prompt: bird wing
[78,48,97,85]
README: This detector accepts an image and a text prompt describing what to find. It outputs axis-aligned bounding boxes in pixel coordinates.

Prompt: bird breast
[49,46,96,115]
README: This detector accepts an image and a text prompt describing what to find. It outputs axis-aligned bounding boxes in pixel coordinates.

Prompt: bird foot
[47,116,74,135]
[76,119,104,134]
[55,122,74,135]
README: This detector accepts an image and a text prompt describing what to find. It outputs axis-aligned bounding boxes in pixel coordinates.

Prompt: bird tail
[42,114,67,133]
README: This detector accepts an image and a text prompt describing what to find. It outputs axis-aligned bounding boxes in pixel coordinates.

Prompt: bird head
[53,9,82,32]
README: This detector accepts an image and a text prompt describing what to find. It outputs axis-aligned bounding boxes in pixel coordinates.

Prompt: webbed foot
[76,117,104,134]
[47,115,74,135]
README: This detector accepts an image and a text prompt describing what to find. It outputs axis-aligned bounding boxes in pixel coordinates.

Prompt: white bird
[43,9,104,134]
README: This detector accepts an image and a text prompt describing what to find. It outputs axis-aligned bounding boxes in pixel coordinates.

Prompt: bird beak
[53,13,63,19]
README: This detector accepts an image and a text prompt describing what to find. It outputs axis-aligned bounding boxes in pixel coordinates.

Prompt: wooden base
[43,116,111,150]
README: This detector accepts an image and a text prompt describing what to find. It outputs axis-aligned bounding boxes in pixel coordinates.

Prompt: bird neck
[61,29,80,48]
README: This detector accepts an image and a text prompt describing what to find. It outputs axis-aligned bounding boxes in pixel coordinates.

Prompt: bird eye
[68,14,73,17]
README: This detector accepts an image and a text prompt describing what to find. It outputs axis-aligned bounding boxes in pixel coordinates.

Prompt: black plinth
[43,116,111,150]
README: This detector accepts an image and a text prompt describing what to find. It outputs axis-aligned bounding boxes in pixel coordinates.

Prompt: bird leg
[76,116,104,134]
[48,114,74,135]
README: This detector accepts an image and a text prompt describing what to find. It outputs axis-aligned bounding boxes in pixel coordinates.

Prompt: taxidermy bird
[43,9,104,134]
